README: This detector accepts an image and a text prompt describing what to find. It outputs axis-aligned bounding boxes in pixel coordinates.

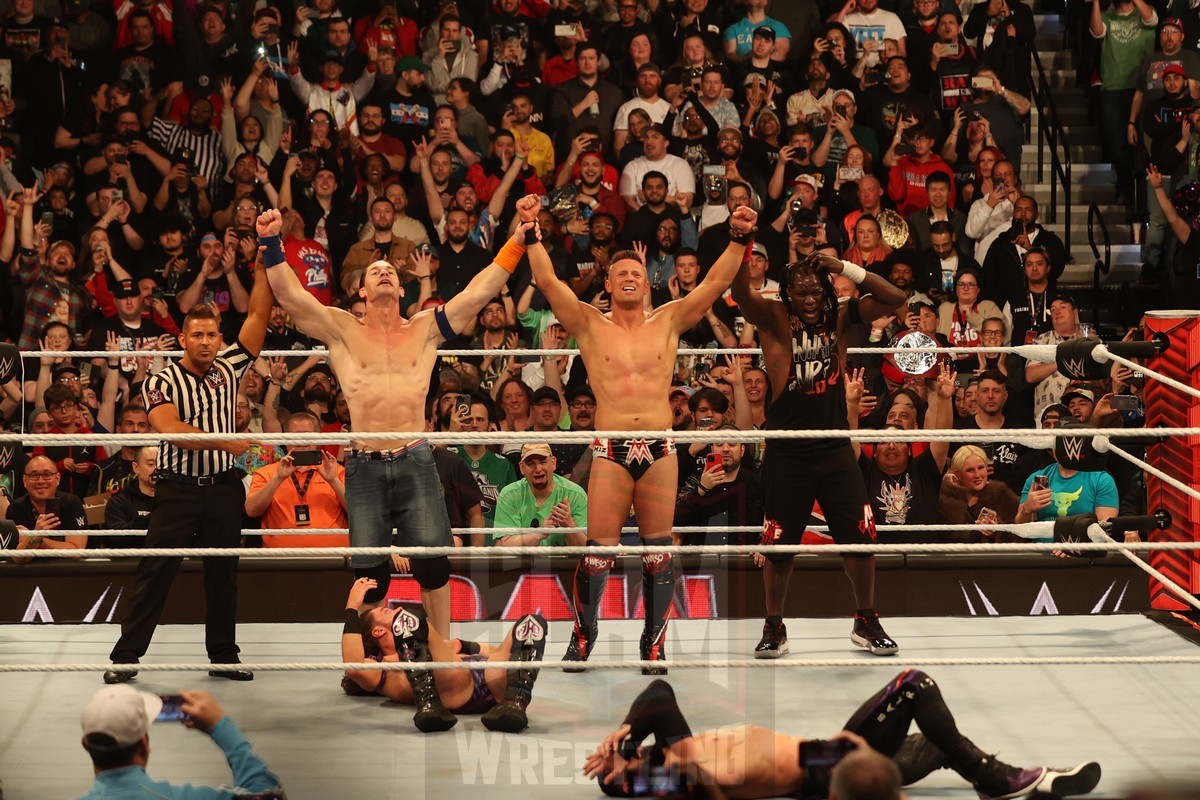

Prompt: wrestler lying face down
[340,578,546,734]
[584,671,1102,800]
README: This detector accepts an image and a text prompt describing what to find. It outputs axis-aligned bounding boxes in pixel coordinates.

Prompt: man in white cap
[78,686,281,799]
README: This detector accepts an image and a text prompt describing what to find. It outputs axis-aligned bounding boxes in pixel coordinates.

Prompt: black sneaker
[1035,762,1102,798]
[561,624,597,673]
[640,631,667,676]
[851,610,898,656]
[973,757,1045,800]
[754,621,789,659]
[103,665,137,684]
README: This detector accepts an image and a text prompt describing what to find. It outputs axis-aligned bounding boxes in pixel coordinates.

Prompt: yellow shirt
[512,127,556,182]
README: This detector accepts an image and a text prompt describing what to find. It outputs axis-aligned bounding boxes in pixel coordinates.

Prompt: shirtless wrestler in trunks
[526,205,760,672]
[256,200,540,638]
[341,578,547,733]
[730,252,907,658]
[584,672,1102,800]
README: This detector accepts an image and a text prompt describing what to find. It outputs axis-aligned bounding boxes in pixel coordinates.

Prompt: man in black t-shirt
[850,365,955,539]
[951,369,1027,487]
[89,280,168,375]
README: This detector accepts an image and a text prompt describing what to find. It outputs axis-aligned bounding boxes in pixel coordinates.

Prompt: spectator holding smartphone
[4,454,89,563]
[675,425,763,545]
[77,686,282,799]
[1016,423,1120,541]
[938,444,1020,541]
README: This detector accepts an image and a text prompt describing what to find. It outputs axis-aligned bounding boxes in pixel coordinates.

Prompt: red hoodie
[887,155,955,217]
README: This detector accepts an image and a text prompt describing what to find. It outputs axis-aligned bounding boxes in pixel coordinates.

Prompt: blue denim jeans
[344,443,452,569]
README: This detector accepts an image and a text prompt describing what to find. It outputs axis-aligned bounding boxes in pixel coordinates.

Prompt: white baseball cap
[81,685,163,748]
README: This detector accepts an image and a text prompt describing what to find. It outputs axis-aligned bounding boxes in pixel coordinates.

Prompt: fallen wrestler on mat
[339,578,546,734]
[584,670,1101,799]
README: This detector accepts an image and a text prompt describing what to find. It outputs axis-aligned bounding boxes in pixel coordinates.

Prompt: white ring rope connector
[1087,524,1200,613]
[6,655,1200,675]
[1092,344,1200,401]
[31,345,1053,359]
[72,522,1056,538]
[1098,437,1200,504]
[2,427,1193,447]
[1,541,1192,559]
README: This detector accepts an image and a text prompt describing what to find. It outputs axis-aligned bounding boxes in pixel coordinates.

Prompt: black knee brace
[412,555,451,590]
[356,563,393,603]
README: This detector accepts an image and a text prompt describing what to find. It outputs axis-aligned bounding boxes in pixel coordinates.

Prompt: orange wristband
[494,238,524,274]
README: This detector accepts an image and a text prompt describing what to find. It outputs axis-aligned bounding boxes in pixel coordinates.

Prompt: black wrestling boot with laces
[754,617,789,658]
[640,627,668,676]
[482,614,547,734]
[391,606,457,733]
[561,622,597,672]
[851,609,899,655]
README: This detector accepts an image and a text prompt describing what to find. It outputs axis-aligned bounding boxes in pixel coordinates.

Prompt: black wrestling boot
[391,605,457,733]
[640,625,668,676]
[754,617,789,659]
[562,622,597,672]
[482,613,548,733]
[851,609,899,656]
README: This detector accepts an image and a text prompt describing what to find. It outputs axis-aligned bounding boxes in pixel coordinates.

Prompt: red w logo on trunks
[858,505,878,541]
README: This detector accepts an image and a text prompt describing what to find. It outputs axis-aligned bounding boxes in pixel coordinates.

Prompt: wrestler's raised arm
[436,195,539,339]
[256,209,341,342]
[667,206,758,333]
[236,250,276,359]
[527,227,595,334]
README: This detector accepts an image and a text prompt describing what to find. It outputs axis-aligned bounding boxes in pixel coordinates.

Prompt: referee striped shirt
[143,341,253,477]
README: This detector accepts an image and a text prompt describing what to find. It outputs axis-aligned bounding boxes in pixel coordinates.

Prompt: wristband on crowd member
[257,234,286,268]
[343,608,361,636]
[840,261,867,284]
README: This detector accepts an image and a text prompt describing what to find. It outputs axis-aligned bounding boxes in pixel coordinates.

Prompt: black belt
[155,469,235,487]
[349,439,429,461]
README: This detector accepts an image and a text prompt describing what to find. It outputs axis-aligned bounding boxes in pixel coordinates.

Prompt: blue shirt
[76,717,281,800]
[1020,465,1119,541]
[722,17,790,57]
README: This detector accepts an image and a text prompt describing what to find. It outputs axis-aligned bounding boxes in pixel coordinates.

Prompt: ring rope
[69,522,1055,538]
[1092,526,1200,613]
[1096,345,1200,401]
[1100,438,1200,503]
[5,655,1200,674]
[0,541,1188,559]
[1,427,1187,447]
[31,345,1055,359]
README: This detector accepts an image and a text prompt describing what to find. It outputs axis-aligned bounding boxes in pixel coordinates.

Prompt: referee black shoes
[209,665,255,681]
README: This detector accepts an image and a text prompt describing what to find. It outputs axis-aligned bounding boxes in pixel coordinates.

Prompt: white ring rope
[5,655,1200,674]
[1093,344,1200,401]
[1088,525,1200,613]
[0,541,1187,559]
[1099,438,1200,503]
[32,345,1055,359]
[72,522,1054,538]
[1,427,1188,447]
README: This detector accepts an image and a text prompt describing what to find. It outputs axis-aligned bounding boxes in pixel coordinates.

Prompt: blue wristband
[257,234,286,268]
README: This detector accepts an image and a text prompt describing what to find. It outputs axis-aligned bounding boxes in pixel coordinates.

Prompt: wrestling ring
[2,320,1200,799]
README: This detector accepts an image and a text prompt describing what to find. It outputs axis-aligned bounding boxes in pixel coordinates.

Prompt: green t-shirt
[447,446,517,525]
[1098,8,1158,89]
[491,473,589,546]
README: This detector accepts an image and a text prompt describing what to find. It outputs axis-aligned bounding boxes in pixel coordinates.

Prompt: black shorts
[761,443,876,547]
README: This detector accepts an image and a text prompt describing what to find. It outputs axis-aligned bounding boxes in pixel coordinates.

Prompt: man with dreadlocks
[731,253,907,658]
[526,203,760,674]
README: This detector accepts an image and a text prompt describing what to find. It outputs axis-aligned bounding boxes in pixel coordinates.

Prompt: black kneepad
[412,556,451,590]
[356,564,393,603]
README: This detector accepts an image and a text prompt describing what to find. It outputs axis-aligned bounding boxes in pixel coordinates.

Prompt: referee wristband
[257,234,287,268]
[840,261,867,285]
[343,609,361,636]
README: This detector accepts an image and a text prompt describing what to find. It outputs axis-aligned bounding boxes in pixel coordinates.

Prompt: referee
[105,258,273,684]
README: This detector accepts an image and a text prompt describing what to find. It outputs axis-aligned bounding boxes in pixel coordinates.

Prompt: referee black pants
[110,472,245,664]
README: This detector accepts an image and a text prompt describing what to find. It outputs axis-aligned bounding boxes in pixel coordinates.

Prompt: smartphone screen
[1109,394,1142,412]
[799,739,856,769]
[289,449,322,467]
[1033,475,1049,491]
[156,694,190,722]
